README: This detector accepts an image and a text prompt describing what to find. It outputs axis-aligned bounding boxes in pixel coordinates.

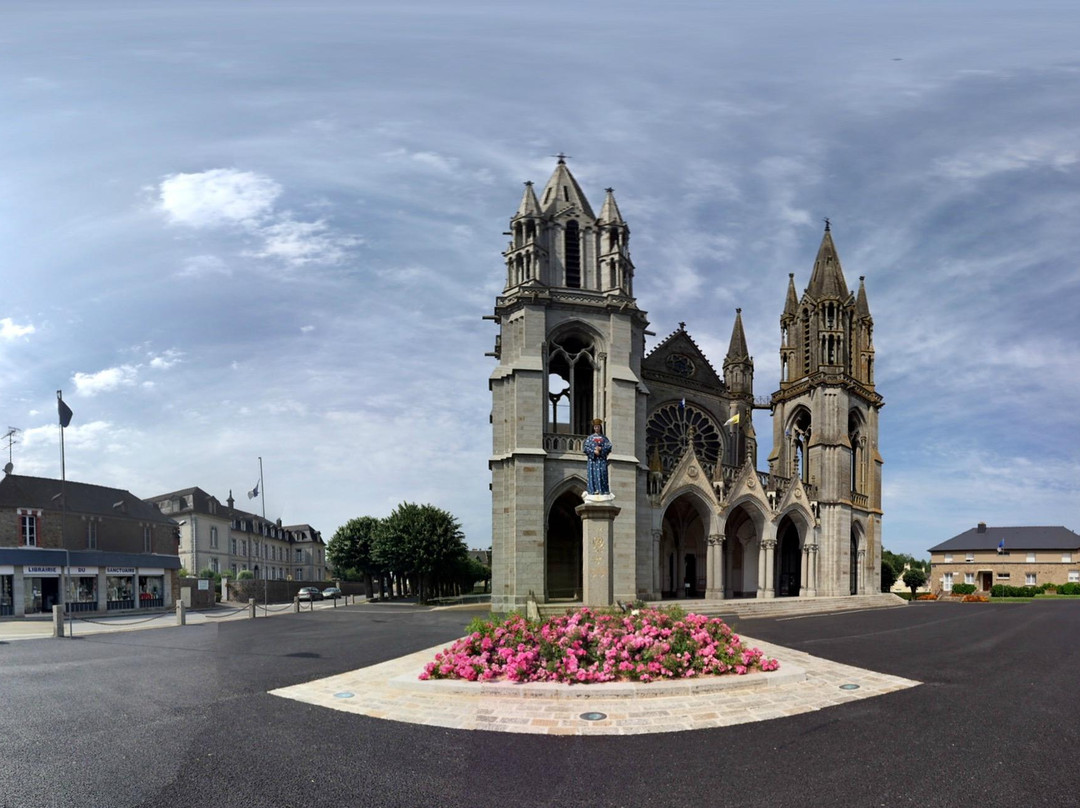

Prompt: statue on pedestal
[584,418,613,498]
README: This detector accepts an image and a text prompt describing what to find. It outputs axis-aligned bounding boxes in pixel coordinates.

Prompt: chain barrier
[258,602,296,614]
[72,612,169,626]
[199,606,250,619]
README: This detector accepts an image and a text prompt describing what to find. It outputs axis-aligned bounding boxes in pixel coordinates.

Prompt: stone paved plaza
[271,634,920,735]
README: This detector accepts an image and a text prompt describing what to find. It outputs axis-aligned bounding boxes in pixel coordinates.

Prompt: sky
[1,1,1078,560]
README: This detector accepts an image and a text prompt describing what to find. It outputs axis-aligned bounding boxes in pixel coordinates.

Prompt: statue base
[575,499,621,607]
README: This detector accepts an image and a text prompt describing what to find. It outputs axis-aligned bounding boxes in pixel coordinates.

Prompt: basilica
[487,159,883,613]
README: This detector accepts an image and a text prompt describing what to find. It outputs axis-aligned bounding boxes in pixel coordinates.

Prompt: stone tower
[488,158,650,612]
[768,223,884,595]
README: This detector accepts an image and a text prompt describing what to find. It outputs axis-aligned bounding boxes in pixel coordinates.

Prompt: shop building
[0,474,180,618]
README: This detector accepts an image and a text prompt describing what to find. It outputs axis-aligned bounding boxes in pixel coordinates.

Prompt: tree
[881,561,898,592]
[327,516,383,599]
[902,567,927,599]
[374,503,467,602]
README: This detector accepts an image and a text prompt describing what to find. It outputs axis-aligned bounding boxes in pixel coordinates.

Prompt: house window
[1026,552,1036,563]
[965,552,974,562]
[997,572,1010,580]
[210,526,218,549]
[231,538,237,555]
[942,573,953,592]
[87,520,98,549]
[964,573,974,585]
[944,553,953,563]
[1069,571,1079,583]
[143,526,152,552]
[1025,573,1037,586]
[1063,553,1072,563]
[21,514,37,546]
[211,557,219,573]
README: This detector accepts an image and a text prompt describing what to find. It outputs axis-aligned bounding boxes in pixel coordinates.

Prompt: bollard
[294,596,300,613]
[248,597,256,619]
[52,604,65,638]
[176,601,186,626]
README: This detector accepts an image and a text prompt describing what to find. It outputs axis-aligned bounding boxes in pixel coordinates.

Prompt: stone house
[929,523,1080,593]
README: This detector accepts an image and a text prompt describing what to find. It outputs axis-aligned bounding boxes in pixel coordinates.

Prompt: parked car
[322,587,343,600]
[297,587,323,601]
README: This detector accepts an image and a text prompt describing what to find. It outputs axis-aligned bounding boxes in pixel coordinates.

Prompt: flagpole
[57,390,72,638]
[258,456,265,520]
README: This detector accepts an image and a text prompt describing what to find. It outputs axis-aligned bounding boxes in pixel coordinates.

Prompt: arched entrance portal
[776,517,802,597]
[658,494,707,598]
[546,492,582,600]
[724,504,760,598]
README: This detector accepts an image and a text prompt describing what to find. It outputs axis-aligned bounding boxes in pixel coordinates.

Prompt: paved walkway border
[270,637,921,736]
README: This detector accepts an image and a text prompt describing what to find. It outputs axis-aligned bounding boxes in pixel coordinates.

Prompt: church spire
[538,158,596,219]
[783,273,799,318]
[806,223,850,300]
[514,180,541,219]
[598,187,625,225]
[723,308,753,396]
[726,307,749,362]
[855,275,872,320]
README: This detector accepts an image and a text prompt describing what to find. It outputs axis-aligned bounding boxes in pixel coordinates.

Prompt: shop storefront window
[107,575,135,610]
[1,575,12,616]
[65,576,98,613]
[138,575,164,608]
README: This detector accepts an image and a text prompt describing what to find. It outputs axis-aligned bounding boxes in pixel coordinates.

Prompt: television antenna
[3,426,19,474]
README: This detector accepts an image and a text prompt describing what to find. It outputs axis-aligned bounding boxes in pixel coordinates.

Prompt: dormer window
[564,220,581,288]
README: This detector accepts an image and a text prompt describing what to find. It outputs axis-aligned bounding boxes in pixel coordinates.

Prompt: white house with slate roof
[929,523,1080,593]
[487,158,886,612]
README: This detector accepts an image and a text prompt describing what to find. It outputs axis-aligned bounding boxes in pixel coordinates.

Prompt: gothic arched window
[564,220,581,288]
[547,331,596,434]
[645,403,723,478]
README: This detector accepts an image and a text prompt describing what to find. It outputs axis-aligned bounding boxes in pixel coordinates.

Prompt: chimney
[977,522,987,533]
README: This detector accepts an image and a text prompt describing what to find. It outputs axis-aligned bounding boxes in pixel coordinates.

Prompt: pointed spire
[783,273,798,318]
[538,159,595,219]
[514,180,541,218]
[855,275,872,319]
[726,308,749,362]
[597,187,625,225]
[806,223,850,300]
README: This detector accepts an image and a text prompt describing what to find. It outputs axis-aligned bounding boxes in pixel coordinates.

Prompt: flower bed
[420,606,779,684]
[962,594,989,602]
[916,593,938,600]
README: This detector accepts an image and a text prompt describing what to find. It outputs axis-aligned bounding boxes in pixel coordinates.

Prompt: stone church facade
[487,159,883,613]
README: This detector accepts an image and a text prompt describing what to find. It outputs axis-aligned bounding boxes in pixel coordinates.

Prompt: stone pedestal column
[761,539,777,599]
[576,497,621,608]
[706,534,725,600]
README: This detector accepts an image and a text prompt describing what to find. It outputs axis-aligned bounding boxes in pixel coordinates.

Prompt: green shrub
[1055,582,1080,595]
[950,583,976,595]
[990,584,1039,598]
[237,570,254,580]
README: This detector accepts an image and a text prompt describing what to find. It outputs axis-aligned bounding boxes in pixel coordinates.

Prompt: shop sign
[106,567,136,575]
[0,565,13,575]
[66,566,99,575]
[139,568,165,575]
[25,565,60,576]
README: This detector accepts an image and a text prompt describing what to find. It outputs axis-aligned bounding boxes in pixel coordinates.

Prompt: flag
[679,397,685,409]
[57,395,73,428]
[248,481,259,499]
[724,413,740,427]
[997,538,1005,554]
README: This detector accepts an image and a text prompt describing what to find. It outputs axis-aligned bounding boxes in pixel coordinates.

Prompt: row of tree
[326,503,490,602]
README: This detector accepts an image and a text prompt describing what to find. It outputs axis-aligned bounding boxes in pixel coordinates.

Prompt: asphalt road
[2,600,1078,808]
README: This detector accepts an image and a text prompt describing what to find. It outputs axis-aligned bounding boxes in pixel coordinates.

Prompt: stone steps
[537,593,905,620]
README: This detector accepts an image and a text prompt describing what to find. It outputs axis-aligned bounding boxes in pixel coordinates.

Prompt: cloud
[934,135,1080,181]
[148,349,183,370]
[0,318,35,339]
[72,365,138,396]
[158,168,359,266]
[159,168,281,227]
[177,254,231,278]
[300,325,315,333]
[247,218,360,265]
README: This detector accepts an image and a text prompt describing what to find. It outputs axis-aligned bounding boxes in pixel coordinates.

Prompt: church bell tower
[769,223,884,596]
[487,158,650,612]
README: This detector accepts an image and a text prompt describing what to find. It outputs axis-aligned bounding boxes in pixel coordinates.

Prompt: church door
[546,492,583,601]
[777,519,801,597]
